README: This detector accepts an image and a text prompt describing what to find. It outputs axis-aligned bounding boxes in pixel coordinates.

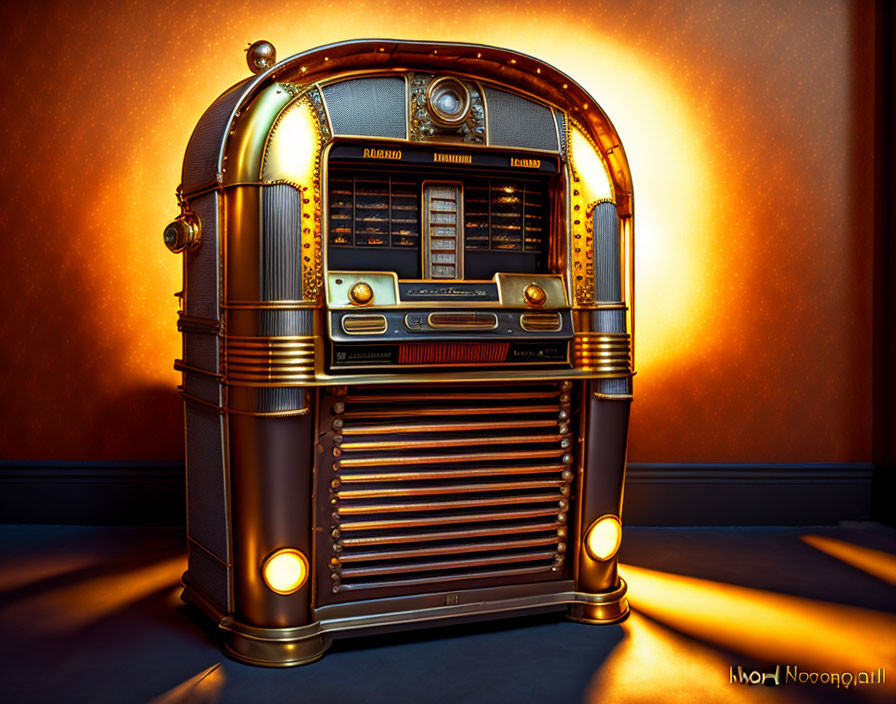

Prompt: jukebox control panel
[326,272,572,369]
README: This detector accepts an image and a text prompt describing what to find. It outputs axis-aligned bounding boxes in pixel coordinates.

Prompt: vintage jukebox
[164,39,634,666]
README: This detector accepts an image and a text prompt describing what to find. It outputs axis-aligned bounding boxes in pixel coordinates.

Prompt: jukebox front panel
[165,39,634,666]
[316,381,576,604]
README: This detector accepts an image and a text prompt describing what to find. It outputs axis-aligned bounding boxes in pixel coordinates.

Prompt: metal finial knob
[524,284,546,307]
[349,282,374,306]
[246,40,276,74]
[163,214,201,253]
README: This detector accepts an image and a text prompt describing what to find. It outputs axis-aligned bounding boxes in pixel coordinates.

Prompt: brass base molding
[566,579,629,625]
[182,577,631,667]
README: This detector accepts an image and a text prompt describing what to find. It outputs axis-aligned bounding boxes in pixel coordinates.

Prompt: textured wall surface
[0,0,877,462]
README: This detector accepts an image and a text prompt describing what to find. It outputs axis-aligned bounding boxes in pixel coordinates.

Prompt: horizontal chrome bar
[339,434,563,452]
[337,507,563,531]
[339,521,564,547]
[336,493,564,515]
[339,550,558,578]
[336,449,565,467]
[336,479,566,499]
[337,465,567,483]
[338,536,562,563]
[339,419,557,435]
[336,564,555,592]
[341,404,560,419]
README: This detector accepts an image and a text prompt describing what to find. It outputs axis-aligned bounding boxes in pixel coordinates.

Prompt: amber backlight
[0,1,875,464]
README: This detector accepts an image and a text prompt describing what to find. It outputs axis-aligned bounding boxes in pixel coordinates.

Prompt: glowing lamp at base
[586,515,623,561]
[262,549,309,595]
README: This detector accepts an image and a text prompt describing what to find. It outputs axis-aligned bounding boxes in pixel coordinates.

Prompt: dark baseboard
[0,461,874,527]
[625,463,874,526]
[0,462,185,526]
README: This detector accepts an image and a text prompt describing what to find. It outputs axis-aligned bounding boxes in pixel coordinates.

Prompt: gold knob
[349,282,374,306]
[524,284,546,307]
[163,214,201,253]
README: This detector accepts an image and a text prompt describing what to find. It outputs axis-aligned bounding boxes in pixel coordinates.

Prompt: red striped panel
[398,343,510,365]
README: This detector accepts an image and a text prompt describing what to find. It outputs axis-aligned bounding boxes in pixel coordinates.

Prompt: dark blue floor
[0,523,892,704]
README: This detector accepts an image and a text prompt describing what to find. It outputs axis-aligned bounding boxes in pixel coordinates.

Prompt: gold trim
[520,312,562,332]
[341,314,388,335]
[224,335,315,385]
[424,312,498,330]
[227,406,311,418]
[593,392,633,401]
[572,332,631,376]
[175,360,223,379]
[224,300,317,310]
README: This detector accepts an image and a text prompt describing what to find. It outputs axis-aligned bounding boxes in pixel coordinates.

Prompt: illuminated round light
[262,549,308,595]
[426,77,471,126]
[349,282,374,306]
[585,515,622,561]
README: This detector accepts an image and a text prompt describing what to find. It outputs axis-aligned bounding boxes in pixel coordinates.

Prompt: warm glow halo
[569,124,614,203]
[99,22,714,410]
[586,515,622,561]
[262,548,309,595]
[263,98,320,185]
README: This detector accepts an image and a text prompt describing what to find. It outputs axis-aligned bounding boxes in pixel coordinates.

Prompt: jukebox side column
[221,183,326,665]
[567,122,633,623]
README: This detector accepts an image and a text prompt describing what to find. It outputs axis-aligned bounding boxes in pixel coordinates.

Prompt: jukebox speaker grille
[319,382,573,603]
[321,77,407,139]
[483,87,559,152]
[185,403,228,559]
[182,81,249,193]
[186,192,221,320]
[261,185,303,301]
[593,201,621,302]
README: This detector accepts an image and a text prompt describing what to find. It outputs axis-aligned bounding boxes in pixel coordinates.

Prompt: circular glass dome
[426,77,471,126]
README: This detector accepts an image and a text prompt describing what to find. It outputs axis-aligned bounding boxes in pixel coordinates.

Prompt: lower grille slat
[336,493,565,515]
[339,550,558,578]
[337,449,564,468]
[336,564,555,592]
[339,521,564,547]
[338,536,563,563]
[338,507,565,532]
[336,479,566,499]
[339,434,563,452]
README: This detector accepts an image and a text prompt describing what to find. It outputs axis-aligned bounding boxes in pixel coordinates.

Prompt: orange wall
[0,0,877,462]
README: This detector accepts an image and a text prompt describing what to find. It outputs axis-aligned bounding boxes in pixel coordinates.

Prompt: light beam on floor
[619,563,896,694]
[801,535,896,587]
